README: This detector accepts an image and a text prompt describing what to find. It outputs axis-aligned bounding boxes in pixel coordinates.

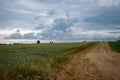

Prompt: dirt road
[56,42,120,80]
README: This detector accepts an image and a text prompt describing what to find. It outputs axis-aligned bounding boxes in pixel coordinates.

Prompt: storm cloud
[0,0,120,43]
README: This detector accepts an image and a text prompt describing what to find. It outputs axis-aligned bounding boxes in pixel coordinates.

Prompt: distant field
[108,40,120,53]
[0,42,95,80]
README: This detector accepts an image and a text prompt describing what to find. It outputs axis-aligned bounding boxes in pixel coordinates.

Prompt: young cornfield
[0,42,95,80]
[108,40,120,53]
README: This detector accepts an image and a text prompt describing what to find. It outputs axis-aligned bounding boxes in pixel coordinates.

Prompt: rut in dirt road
[86,42,120,80]
[56,42,120,80]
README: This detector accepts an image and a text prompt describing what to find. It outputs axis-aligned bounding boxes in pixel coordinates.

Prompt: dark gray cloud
[47,9,56,16]
[35,0,61,4]
[84,6,120,25]
[52,17,78,31]
[6,30,37,39]
[1,0,120,42]
[6,31,23,39]
[35,24,46,30]
[23,32,37,39]
[40,17,79,40]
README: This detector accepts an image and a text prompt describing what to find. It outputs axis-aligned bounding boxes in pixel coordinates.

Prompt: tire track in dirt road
[56,42,120,80]
[86,42,120,80]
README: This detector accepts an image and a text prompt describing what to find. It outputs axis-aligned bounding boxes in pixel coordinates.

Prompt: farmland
[0,42,94,80]
[108,40,120,53]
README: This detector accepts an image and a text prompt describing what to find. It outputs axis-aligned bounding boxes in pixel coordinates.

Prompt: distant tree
[37,40,40,44]
[117,40,120,42]
[50,41,54,44]
[83,40,86,43]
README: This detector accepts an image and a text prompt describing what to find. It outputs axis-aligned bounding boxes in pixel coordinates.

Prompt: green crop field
[108,40,120,53]
[0,42,95,80]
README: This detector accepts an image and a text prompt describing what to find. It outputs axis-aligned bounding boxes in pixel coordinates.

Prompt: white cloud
[0,0,120,43]
[98,0,120,7]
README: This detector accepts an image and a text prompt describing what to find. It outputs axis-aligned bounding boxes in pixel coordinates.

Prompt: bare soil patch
[55,42,120,80]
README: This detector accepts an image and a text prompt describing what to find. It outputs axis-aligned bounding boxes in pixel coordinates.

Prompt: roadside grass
[0,42,96,80]
[108,40,120,53]
[50,43,94,69]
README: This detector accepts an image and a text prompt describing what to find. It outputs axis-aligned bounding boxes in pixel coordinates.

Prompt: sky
[0,0,120,43]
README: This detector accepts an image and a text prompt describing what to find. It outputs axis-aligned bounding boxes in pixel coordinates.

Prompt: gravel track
[55,42,120,80]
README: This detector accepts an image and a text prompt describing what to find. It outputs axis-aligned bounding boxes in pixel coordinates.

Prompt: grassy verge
[0,42,96,80]
[50,42,95,69]
[108,40,120,53]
